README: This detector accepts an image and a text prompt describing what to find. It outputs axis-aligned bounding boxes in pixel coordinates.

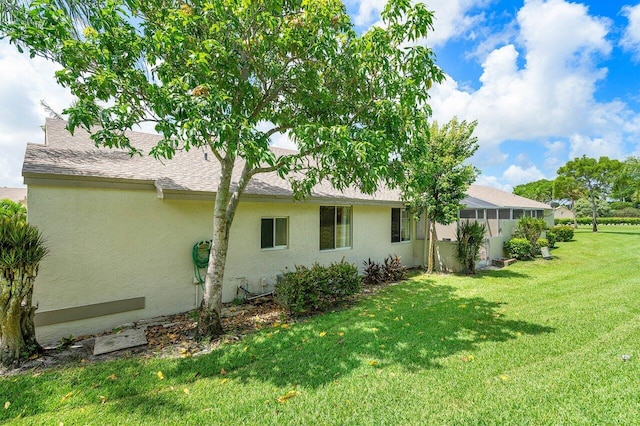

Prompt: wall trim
[34,297,146,327]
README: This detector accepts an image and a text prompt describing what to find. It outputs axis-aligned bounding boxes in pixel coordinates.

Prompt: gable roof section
[23,119,400,203]
[23,119,550,210]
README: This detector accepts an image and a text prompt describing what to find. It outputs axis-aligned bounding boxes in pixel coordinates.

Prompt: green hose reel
[192,240,211,289]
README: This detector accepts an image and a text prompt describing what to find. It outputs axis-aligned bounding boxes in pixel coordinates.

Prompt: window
[320,206,352,250]
[391,208,411,243]
[261,217,288,249]
[499,209,511,219]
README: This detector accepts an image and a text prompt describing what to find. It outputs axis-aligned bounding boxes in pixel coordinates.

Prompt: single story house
[554,205,574,220]
[0,187,28,205]
[23,119,551,343]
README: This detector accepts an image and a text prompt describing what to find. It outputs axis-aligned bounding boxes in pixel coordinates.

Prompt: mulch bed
[1,280,396,376]
[0,296,289,376]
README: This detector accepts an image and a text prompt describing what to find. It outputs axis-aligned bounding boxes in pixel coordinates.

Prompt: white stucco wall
[28,185,414,343]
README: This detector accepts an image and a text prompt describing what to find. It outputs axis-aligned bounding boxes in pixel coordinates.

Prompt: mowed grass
[2,226,640,425]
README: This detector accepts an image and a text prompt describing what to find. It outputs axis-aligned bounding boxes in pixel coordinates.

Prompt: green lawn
[2,226,640,425]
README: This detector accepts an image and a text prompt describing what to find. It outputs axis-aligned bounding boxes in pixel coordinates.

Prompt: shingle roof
[466,185,550,209]
[23,119,400,202]
[23,119,551,209]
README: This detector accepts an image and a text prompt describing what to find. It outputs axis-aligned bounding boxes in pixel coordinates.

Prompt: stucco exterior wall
[28,185,414,343]
[28,185,212,343]
[225,202,415,300]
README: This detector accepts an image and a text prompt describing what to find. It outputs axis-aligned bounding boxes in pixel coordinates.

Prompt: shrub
[323,259,361,301]
[613,207,640,217]
[0,199,27,222]
[277,260,360,314]
[609,201,633,211]
[383,254,407,282]
[556,217,640,226]
[362,258,385,285]
[456,221,487,274]
[575,198,612,218]
[504,238,533,260]
[545,230,557,248]
[513,217,546,256]
[536,238,549,254]
[551,225,574,242]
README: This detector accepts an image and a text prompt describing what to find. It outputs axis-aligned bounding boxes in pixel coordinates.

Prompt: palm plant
[0,216,48,366]
[0,199,27,221]
[455,220,486,275]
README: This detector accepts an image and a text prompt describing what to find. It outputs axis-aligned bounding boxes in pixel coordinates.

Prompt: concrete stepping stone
[93,329,147,355]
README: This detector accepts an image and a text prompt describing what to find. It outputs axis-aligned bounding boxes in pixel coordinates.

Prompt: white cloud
[502,164,546,186]
[0,41,74,187]
[427,0,640,190]
[349,0,386,27]
[621,4,640,61]
[543,140,566,173]
[567,133,624,160]
[348,0,489,47]
[421,0,488,47]
[474,174,513,192]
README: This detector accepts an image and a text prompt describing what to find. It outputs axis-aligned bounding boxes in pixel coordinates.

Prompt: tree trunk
[571,199,578,229]
[0,301,25,366]
[422,213,428,270]
[590,194,598,232]
[0,267,40,366]
[427,217,436,274]
[196,159,234,340]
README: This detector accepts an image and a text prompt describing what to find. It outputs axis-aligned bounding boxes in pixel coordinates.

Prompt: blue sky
[1,0,640,191]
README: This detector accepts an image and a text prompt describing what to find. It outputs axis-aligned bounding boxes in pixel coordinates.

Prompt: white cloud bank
[426,0,640,188]
[621,4,640,61]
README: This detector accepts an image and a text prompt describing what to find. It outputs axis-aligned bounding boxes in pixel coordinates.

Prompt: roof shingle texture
[23,118,549,209]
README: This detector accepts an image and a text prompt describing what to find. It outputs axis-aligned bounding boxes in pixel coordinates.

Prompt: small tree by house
[402,118,479,274]
[455,221,486,275]
[513,217,547,258]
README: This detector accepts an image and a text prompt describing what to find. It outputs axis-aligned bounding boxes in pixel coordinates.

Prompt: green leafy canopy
[402,117,479,225]
[2,0,445,197]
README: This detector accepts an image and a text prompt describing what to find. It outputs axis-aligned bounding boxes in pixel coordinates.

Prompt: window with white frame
[391,208,411,243]
[319,206,352,250]
[261,217,288,249]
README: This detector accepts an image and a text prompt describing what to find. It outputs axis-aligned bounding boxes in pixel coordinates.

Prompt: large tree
[513,179,554,204]
[401,118,479,274]
[2,0,444,338]
[557,156,621,232]
[612,156,640,204]
[552,176,582,228]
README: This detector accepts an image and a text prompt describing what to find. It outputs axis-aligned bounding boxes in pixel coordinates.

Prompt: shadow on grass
[0,280,555,420]
[593,230,640,236]
[166,280,554,388]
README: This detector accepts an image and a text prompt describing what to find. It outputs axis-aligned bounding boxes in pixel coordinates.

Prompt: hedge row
[555,217,640,226]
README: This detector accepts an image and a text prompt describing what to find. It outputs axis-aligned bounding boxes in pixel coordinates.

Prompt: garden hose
[192,240,212,289]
